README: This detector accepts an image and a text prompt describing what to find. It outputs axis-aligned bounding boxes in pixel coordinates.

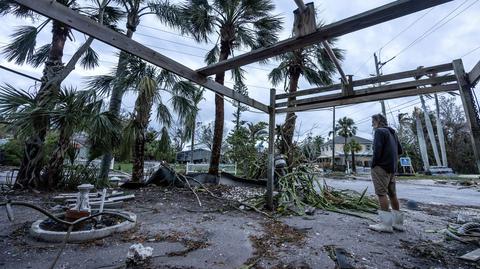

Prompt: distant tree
[336,117,357,167]
[344,139,362,172]
[177,0,283,175]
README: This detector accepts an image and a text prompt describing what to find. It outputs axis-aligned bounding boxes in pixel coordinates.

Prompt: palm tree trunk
[43,128,71,188]
[16,20,69,189]
[190,120,195,164]
[415,109,430,171]
[351,149,356,172]
[420,95,442,166]
[131,92,154,183]
[434,94,448,166]
[344,137,348,167]
[208,40,230,175]
[99,24,137,181]
[282,67,301,167]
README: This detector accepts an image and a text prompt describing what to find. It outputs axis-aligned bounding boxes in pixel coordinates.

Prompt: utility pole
[331,106,336,171]
[374,53,387,116]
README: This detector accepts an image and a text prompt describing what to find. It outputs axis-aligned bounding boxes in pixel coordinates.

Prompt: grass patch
[115,162,133,173]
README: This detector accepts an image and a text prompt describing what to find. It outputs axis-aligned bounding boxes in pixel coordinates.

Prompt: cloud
[0,0,479,142]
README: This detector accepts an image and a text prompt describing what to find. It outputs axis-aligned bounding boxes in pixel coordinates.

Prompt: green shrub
[0,139,23,166]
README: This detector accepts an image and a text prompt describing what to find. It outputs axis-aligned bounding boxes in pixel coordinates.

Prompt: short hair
[372,113,388,127]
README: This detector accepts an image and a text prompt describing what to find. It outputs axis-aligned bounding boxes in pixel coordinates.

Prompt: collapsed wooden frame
[10,0,480,209]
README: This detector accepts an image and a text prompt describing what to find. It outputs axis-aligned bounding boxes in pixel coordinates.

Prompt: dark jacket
[371,127,403,173]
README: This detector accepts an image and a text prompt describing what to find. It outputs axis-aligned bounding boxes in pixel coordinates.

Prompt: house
[176,148,212,164]
[318,135,373,169]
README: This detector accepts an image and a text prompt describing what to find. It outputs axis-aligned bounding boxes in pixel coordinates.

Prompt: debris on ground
[400,240,446,265]
[460,248,480,262]
[126,243,153,266]
[250,166,378,216]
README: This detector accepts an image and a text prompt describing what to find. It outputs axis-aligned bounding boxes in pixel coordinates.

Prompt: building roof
[323,135,372,145]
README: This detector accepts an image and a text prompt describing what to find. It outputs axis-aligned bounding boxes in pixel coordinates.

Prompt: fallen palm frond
[252,166,378,216]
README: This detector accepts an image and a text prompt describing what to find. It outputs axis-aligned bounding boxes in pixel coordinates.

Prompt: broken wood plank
[276,75,457,108]
[276,63,453,101]
[468,60,480,86]
[13,0,269,113]
[107,194,135,202]
[276,83,341,100]
[196,0,453,75]
[352,63,454,87]
[277,84,458,113]
[459,248,480,261]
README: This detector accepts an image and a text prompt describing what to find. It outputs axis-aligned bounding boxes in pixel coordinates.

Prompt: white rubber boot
[392,210,405,232]
[369,210,393,233]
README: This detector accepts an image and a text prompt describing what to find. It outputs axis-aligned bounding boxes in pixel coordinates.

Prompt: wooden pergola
[13,0,480,209]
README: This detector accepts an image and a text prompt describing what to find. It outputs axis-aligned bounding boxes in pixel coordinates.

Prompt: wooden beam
[276,84,458,113]
[266,88,276,210]
[13,0,269,113]
[276,63,453,100]
[468,60,480,85]
[276,83,341,99]
[352,63,454,87]
[453,59,480,173]
[196,0,453,76]
[276,75,457,108]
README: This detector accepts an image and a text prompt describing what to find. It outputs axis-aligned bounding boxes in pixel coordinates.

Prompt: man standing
[369,114,404,233]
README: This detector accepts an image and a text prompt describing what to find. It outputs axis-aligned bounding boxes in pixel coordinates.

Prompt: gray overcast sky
[0,0,479,141]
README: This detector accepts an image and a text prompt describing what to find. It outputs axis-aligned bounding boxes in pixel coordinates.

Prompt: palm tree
[269,32,344,166]
[0,0,122,188]
[344,139,362,173]
[90,55,196,182]
[0,85,120,188]
[335,117,357,167]
[176,0,283,175]
[96,0,185,180]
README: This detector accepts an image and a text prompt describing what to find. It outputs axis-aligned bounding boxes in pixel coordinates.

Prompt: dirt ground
[1,185,479,269]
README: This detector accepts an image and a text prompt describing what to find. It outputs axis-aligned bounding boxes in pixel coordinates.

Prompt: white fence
[186,163,237,175]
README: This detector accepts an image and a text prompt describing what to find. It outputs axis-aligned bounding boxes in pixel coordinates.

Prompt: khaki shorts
[371,166,396,196]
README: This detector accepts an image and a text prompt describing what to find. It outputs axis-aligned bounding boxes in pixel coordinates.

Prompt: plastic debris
[126,243,153,265]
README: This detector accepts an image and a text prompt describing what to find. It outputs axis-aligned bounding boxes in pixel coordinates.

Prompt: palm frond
[2,25,38,65]
[80,46,100,69]
[205,44,219,65]
[0,83,36,115]
[149,0,183,29]
[0,0,36,19]
[156,101,173,127]
[268,66,287,87]
[28,43,51,68]
[84,74,116,96]
[178,0,215,42]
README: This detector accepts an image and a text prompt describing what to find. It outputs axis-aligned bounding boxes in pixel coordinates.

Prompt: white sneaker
[369,210,393,233]
[392,210,405,232]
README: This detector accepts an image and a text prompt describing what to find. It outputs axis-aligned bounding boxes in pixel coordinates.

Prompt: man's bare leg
[377,195,390,211]
[388,194,400,211]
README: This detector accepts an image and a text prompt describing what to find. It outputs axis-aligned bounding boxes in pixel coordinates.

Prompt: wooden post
[453,59,480,173]
[332,106,336,171]
[267,88,276,210]
[374,53,387,116]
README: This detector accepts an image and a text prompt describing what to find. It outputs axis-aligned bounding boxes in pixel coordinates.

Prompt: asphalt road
[324,178,480,207]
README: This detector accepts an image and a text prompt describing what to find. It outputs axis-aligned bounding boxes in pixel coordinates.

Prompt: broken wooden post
[415,107,430,172]
[267,88,276,210]
[453,59,480,173]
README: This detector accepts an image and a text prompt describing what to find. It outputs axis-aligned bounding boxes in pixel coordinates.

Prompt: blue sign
[400,157,412,167]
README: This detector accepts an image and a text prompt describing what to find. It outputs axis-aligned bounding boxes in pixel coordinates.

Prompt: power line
[384,0,478,64]
[352,7,434,77]
[0,65,41,82]
[460,45,480,58]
